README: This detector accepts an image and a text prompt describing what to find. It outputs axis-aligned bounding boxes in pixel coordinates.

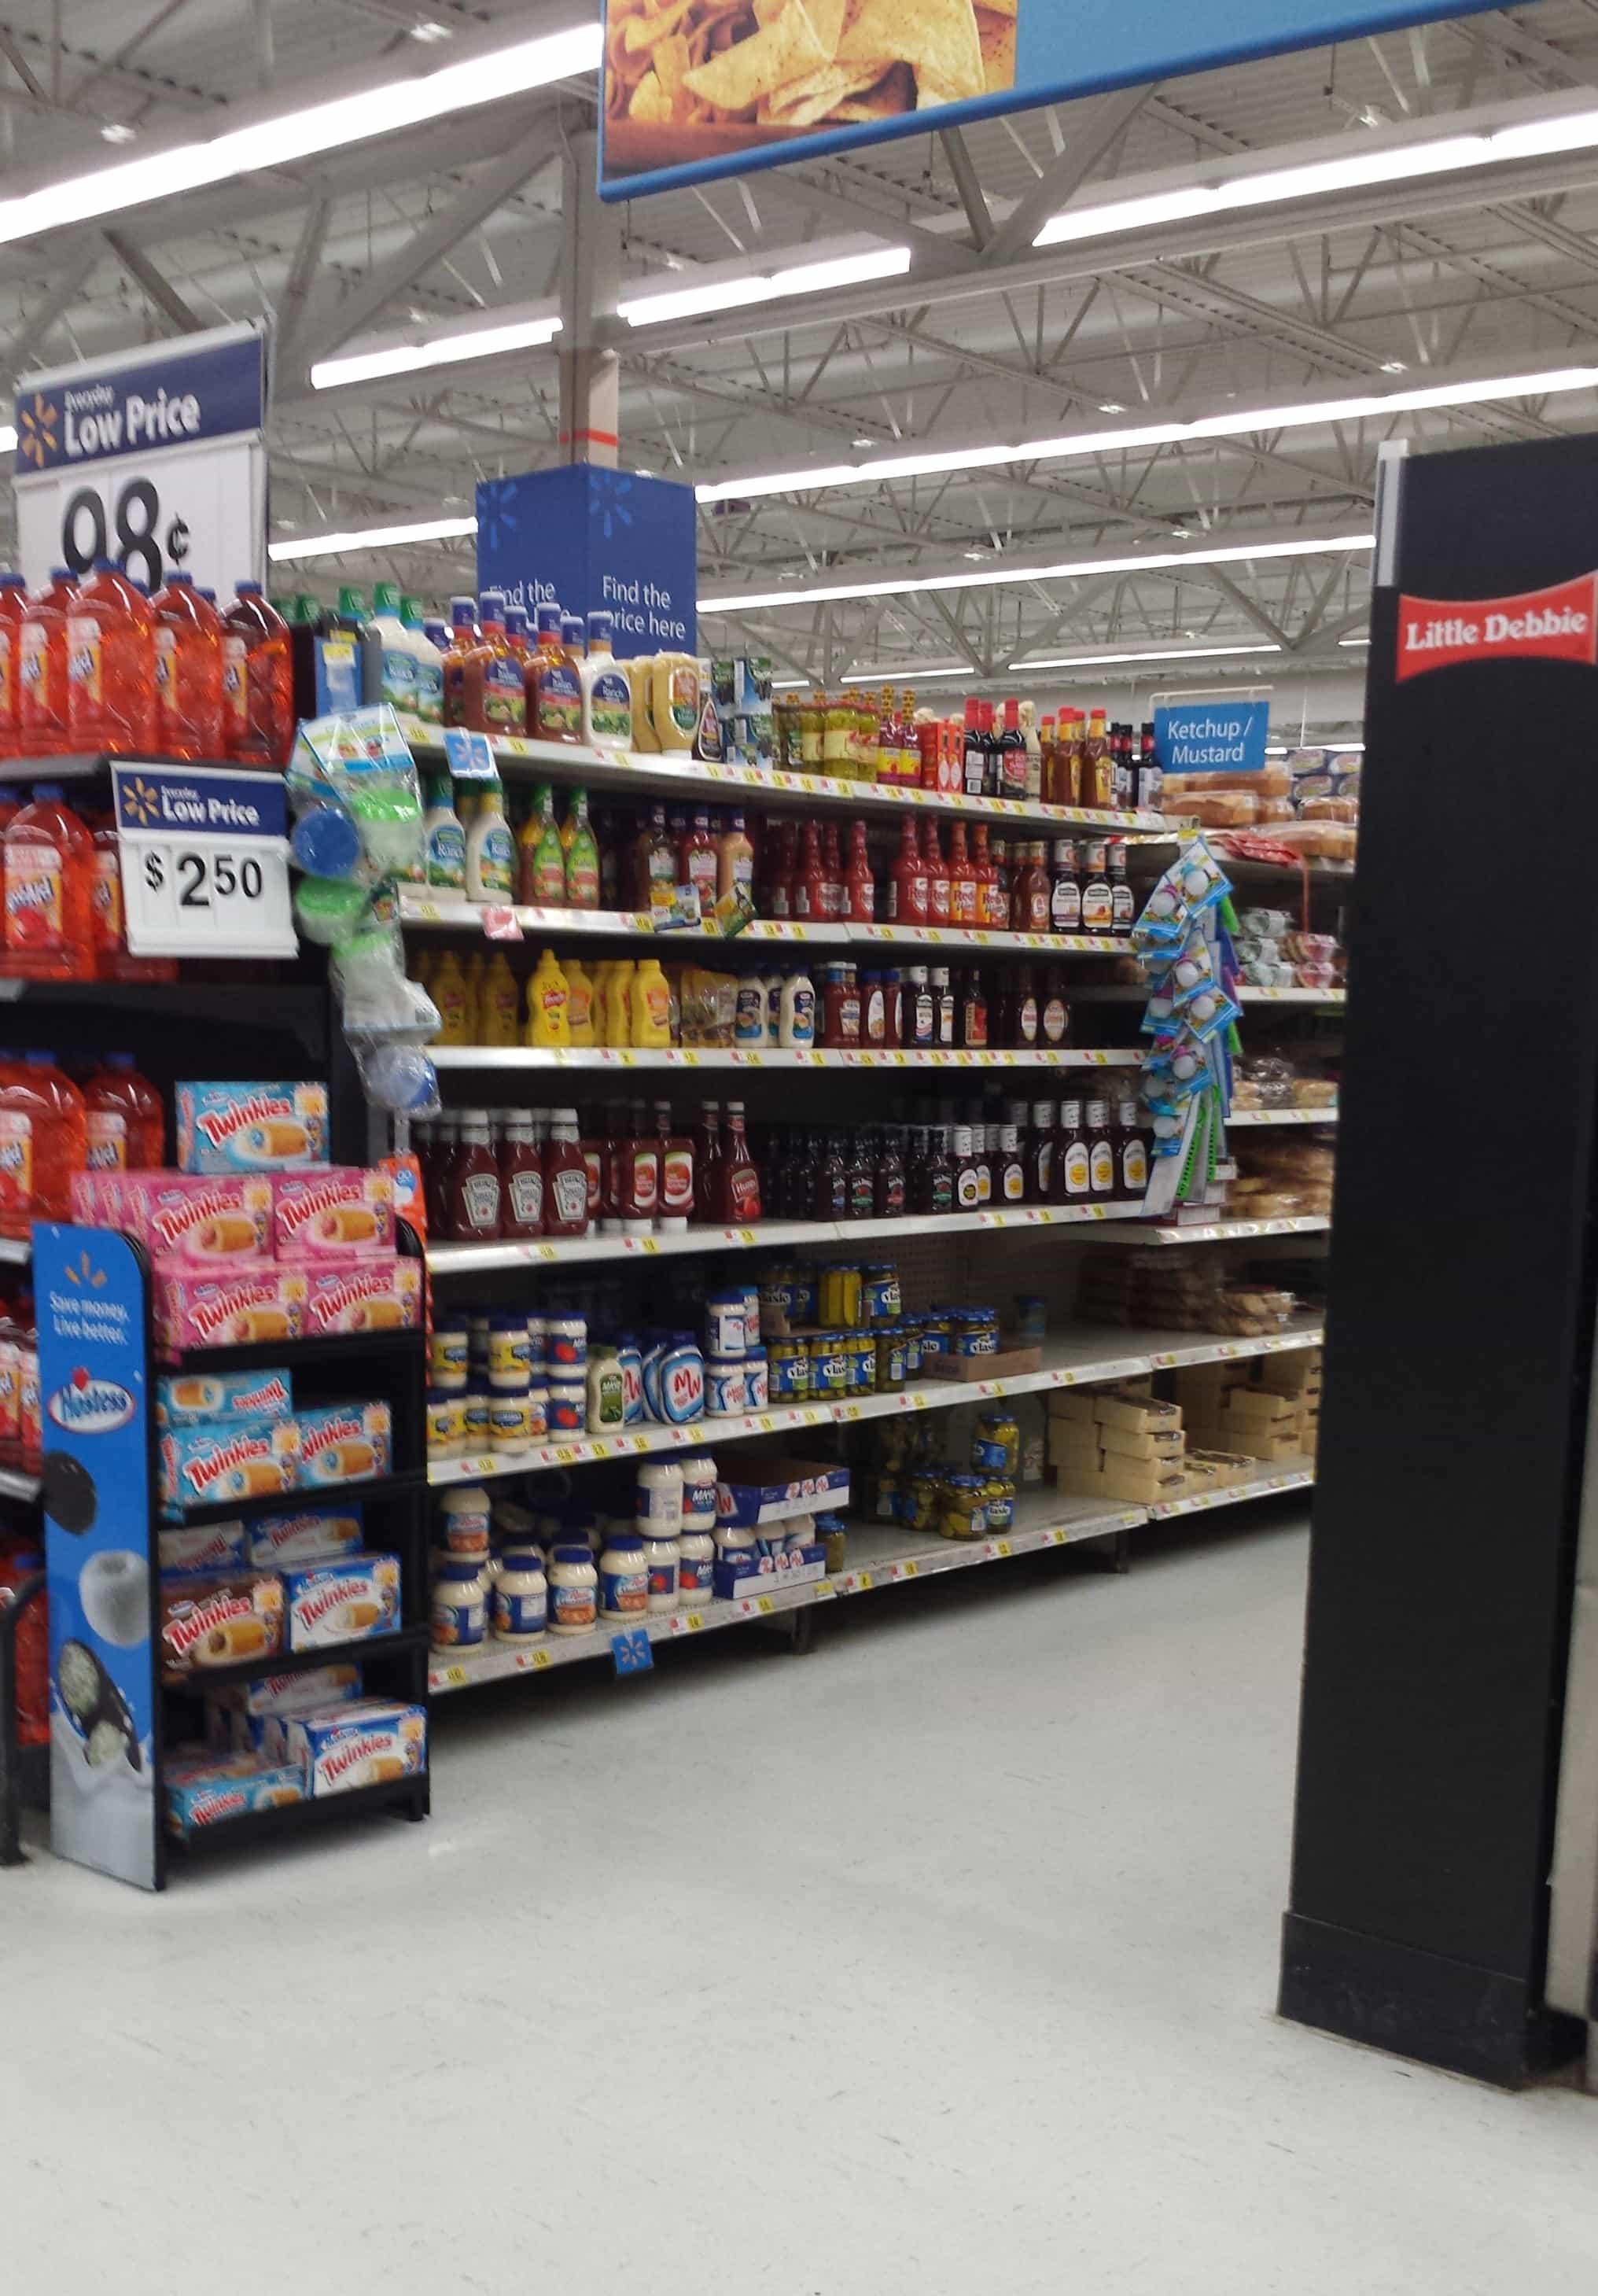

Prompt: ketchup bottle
[716,1100,761,1222]
[819,823,845,920]
[447,1109,502,1240]
[845,820,874,923]
[692,1102,721,1223]
[543,1107,589,1236]
[766,820,799,919]
[922,820,951,926]
[499,1111,544,1238]
[887,817,928,924]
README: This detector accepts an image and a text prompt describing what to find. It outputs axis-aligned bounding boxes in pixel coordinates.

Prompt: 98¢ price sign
[112,764,297,960]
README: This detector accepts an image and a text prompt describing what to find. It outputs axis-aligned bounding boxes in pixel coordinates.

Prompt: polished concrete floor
[4,1513,1594,2294]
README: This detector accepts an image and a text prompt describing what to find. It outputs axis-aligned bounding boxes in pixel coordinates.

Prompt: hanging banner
[1154,697,1270,775]
[599,1,1498,199]
[475,466,696,658]
[36,1224,161,1892]
[13,320,268,598]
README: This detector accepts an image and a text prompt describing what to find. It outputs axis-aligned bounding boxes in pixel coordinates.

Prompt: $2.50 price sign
[112,764,296,960]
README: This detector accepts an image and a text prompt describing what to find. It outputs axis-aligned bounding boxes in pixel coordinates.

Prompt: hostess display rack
[0,746,406,1883]
[35,1217,428,1890]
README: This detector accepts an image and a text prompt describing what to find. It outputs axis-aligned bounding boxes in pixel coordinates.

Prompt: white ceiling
[6,2,1598,731]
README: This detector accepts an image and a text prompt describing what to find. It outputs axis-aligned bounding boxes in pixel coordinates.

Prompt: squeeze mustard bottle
[525,948,571,1047]
[431,950,469,1045]
[588,960,612,1045]
[630,956,672,1047]
[604,959,635,1047]
[482,951,520,1046]
[565,956,596,1048]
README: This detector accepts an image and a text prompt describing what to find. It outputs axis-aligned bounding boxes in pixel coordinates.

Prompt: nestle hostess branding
[46,1371,136,1435]
[1395,573,1598,680]
[13,326,265,475]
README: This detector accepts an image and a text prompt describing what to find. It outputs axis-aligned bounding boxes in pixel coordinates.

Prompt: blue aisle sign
[599,1,1498,198]
[36,1225,160,1892]
[475,466,696,659]
[1154,698,1270,775]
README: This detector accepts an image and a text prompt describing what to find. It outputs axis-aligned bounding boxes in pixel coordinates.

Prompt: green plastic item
[293,874,369,946]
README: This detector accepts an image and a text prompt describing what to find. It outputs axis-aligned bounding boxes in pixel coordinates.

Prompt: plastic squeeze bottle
[466,780,515,904]
[422,777,466,891]
[604,960,635,1047]
[565,956,596,1047]
[3,783,94,980]
[430,949,469,1044]
[403,595,444,724]
[525,948,571,1047]
[518,785,565,908]
[482,952,521,1046]
[581,610,632,752]
[562,791,600,909]
[630,957,672,1047]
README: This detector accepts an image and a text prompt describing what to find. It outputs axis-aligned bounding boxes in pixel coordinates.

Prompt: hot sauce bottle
[959,967,988,1048]
[819,823,846,920]
[888,817,929,923]
[692,1101,722,1222]
[947,822,978,928]
[793,823,827,921]
[990,837,1011,929]
[1018,842,1051,934]
[971,823,999,927]
[845,820,874,922]
[716,1100,761,1222]
[923,820,952,925]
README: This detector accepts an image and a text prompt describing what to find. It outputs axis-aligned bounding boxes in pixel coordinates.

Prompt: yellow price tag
[686,1612,703,1631]
[639,1237,660,1255]
[758,1413,775,1433]
[757,1595,774,1615]
[1051,1527,1068,1545]
[856,1570,874,1590]
[445,1664,466,1686]
[532,1649,552,1668]
[901,1560,919,1578]
[996,1539,1012,1557]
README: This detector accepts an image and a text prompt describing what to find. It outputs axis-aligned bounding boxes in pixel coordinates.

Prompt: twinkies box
[159,1416,300,1520]
[156,1367,293,1429]
[159,1571,285,1677]
[300,1259,422,1337]
[177,1082,330,1175]
[246,1505,365,1568]
[72,1170,273,1267]
[156,1267,308,1354]
[157,1519,249,1576]
[283,1554,401,1650]
[207,1663,362,1723]
[296,1401,391,1488]
[273,1168,395,1263]
[285,1699,427,1797]
[212,1667,364,1760]
[165,1753,304,1837]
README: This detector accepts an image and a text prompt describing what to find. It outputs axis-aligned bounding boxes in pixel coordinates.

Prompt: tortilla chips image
[603,0,1018,171]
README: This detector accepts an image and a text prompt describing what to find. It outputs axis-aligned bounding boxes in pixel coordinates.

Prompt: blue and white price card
[610,1628,654,1677]
[443,728,497,781]
[112,761,296,959]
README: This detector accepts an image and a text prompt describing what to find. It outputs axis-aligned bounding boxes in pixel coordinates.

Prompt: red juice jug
[17,569,76,757]
[4,783,94,980]
[0,1051,87,1233]
[153,570,223,759]
[84,1052,164,1169]
[67,561,157,754]
[0,573,28,754]
[87,814,176,986]
[223,582,293,765]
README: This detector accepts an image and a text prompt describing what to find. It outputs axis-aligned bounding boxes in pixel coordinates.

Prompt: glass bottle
[845,820,874,923]
[930,966,955,1048]
[519,783,565,908]
[793,822,827,921]
[922,820,951,926]
[638,805,676,923]
[564,789,600,909]
[1000,697,1027,801]
[997,1108,1025,1204]
[959,967,988,1049]
[904,965,933,1048]
[947,821,979,928]
[716,1100,760,1222]
[1051,839,1082,934]
[1117,1093,1150,1201]
[819,822,846,920]
[1080,839,1114,934]
[952,1122,981,1211]
[962,696,985,798]
[991,837,1012,930]
[1108,840,1136,936]
[678,808,717,922]
[845,1130,874,1221]
[874,1126,907,1219]
[1085,1093,1116,1199]
[888,817,929,924]
[1011,964,1040,1049]
[816,1130,847,1220]
[1055,1097,1091,1203]
[921,1125,955,1216]
[1040,967,1070,1048]
[691,1101,721,1223]
[1018,842,1051,934]
[465,591,526,735]
[971,822,999,927]
[1026,1099,1055,1201]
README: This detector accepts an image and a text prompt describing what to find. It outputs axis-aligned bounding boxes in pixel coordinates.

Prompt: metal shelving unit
[431,1044,1143,1072]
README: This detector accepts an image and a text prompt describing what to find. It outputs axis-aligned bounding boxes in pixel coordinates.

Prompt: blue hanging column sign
[35,1224,162,1891]
[1153,698,1271,776]
[475,466,696,659]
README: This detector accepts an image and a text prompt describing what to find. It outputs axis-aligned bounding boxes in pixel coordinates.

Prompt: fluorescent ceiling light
[312,313,561,390]
[1011,641,1282,671]
[1032,106,1598,251]
[702,531,1373,615]
[0,22,601,247]
[1338,636,1372,647]
[0,424,15,454]
[269,514,477,562]
[619,245,911,329]
[841,662,972,685]
[695,359,1598,507]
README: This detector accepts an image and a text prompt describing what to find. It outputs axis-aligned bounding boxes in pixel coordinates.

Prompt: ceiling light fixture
[1098,401,1127,414]
[100,123,137,145]
[1032,102,1598,251]
[311,311,561,390]
[409,18,453,39]
[694,359,1598,506]
[0,22,602,247]
[841,662,974,685]
[269,514,477,562]
[1011,640,1283,671]
[1338,635,1372,647]
[618,245,911,328]
[0,424,16,453]
[701,529,1374,614]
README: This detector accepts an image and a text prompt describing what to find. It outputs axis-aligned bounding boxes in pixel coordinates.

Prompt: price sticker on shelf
[480,905,523,942]
[529,1649,552,1669]
[756,1595,774,1616]
[112,764,296,960]
[444,1665,467,1687]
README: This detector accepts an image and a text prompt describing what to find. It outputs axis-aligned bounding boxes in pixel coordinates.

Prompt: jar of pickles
[874,1325,906,1392]
[767,1337,809,1401]
[846,1332,875,1392]
[810,1330,849,1398]
[973,1410,1019,1476]
[981,1476,1016,1535]
[908,1469,943,1532]
[919,1314,953,1369]
[955,1309,1000,1358]
[820,1262,863,1329]
[941,1473,988,1542]
[862,1263,901,1326]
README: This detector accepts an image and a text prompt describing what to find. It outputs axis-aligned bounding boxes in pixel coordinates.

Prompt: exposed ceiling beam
[982,87,1153,268]
[101,226,203,332]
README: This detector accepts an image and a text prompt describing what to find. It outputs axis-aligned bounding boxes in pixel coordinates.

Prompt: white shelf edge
[429,1045,1143,1071]
[0,1236,31,1265]
[1146,1457,1316,1520]
[1238,988,1346,1008]
[0,1465,40,1501]
[1227,1107,1338,1128]
[1070,1214,1332,1245]
[398,894,1130,960]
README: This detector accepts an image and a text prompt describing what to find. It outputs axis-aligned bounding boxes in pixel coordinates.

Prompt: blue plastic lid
[236,579,263,593]
[106,1052,134,1071]
[550,1542,595,1566]
[604,1532,643,1552]
[93,557,114,572]
[49,567,71,582]
[536,603,562,633]
[25,1050,56,1066]
[167,569,194,586]
[0,573,25,589]
[31,783,64,799]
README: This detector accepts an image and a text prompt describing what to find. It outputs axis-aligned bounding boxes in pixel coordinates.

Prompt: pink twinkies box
[272,1169,395,1264]
[300,1260,422,1337]
[156,1268,309,1355]
[72,1170,272,1269]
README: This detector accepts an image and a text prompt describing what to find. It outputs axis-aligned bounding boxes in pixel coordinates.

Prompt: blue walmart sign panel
[475,466,697,660]
[1154,698,1270,776]
[13,324,265,474]
[600,1,1498,199]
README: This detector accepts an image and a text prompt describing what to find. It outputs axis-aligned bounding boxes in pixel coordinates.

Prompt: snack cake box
[165,1752,304,1837]
[296,1401,392,1487]
[70,1172,273,1267]
[246,1505,365,1567]
[273,1168,395,1262]
[208,1663,363,1720]
[156,1267,308,1354]
[157,1519,249,1576]
[301,1259,422,1336]
[159,1416,300,1520]
[219,1669,364,1760]
[283,1554,401,1650]
[159,1572,285,1677]
[715,1456,850,1528]
[285,1699,427,1797]
[177,1082,330,1175]
[156,1366,293,1429]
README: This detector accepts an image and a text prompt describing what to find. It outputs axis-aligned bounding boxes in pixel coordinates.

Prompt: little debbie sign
[1154,700,1269,775]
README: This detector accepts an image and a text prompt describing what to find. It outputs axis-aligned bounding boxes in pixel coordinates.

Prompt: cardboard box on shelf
[1256,1349,1324,1399]
[1046,1389,1101,1424]
[1093,1393,1182,1438]
[1223,1386,1300,1428]
[1093,1455,1188,1505]
[1099,1422,1184,1464]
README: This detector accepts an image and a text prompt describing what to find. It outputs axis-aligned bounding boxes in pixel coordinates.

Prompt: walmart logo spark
[120,776,162,827]
[17,392,57,469]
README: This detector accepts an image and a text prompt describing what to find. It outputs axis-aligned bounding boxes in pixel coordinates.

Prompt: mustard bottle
[588,960,611,1045]
[462,948,488,1041]
[482,950,521,1046]
[604,959,635,1048]
[630,956,672,1046]
[430,949,469,1045]
[525,946,571,1047]
[565,955,596,1048]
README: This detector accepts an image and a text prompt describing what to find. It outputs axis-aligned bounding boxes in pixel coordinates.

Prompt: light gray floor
[4,1514,1595,2294]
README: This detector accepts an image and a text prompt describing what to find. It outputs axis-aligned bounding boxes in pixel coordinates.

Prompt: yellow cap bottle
[525,947,571,1047]
[604,958,635,1048]
[587,960,611,1045]
[430,949,469,1045]
[630,955,672,1046]
[462,948,488,1042]
[565,955,596,1048]
[483,949,521,1046]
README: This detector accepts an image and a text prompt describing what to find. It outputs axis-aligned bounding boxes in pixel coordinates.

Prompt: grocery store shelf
[429,1464,1316,1697]
[425,1198,1152,1274]
[398,892,1130,960]
[0,1465,39,1502]
[165,1623,432,1691]
[425,1318,1323,1487]
[1228,1106,1338,1127]
[1072,1214,1332,1245]
[1238,987,1346,1008]
[171,1770,426,1849]
[396,716,1163,835]
[431,1044,1143,1072]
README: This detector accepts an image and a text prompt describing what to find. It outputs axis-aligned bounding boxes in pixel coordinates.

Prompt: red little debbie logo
[1397,572,1598,680]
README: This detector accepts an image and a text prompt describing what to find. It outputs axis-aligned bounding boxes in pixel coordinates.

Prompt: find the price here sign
[112,762,296,960]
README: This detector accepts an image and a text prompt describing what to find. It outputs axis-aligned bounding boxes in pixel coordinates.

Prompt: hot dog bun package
[273,1169,396,1263]
[160,1571,285,1678]
[177,1082,330,1174]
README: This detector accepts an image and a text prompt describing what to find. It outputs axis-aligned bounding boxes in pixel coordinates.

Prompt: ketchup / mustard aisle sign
[1395,573,1598,680]
[36,1223,161,1891]
[13,319,267,599]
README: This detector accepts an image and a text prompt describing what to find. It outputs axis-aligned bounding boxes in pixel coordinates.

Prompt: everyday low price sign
[13,320,267,597]
[112,762,296,959]
[1154,698,1270,775]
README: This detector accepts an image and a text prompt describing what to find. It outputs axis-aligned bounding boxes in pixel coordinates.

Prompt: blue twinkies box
[156,1368,293,1428]
[164,1752,303,1837]
[177,1082,329,1174]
